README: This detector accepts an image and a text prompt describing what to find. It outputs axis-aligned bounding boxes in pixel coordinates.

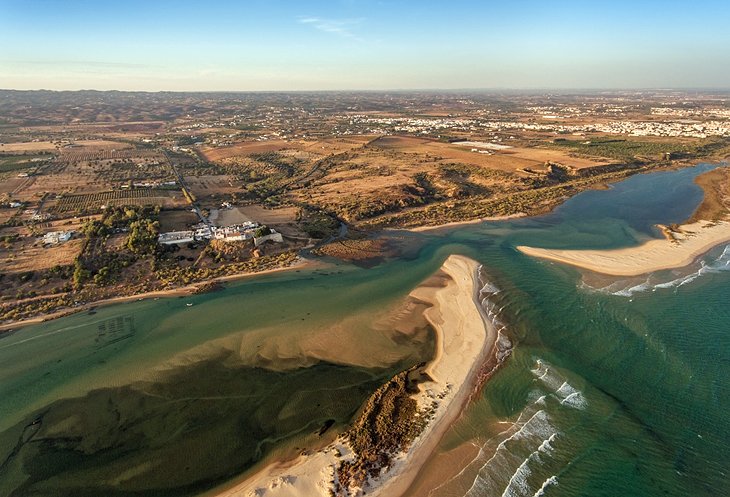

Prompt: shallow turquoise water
[1,163,728,496]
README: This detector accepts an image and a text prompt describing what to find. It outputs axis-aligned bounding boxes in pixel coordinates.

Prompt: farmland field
[53,189,185,213]
[0,154,52,172]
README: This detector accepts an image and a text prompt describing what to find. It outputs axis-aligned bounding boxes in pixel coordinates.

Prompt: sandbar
[517,220,730,276]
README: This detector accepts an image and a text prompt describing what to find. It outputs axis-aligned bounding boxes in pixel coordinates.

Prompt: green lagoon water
[1,163,729,496]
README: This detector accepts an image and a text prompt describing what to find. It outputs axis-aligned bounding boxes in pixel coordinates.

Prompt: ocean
[1,163,728,496]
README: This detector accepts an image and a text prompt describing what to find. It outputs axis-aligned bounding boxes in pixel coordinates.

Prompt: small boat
[186,303,194,307]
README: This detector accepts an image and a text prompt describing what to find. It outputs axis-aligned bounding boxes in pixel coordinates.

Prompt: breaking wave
[582,243,730,297]
[458,359,587,497]
[532,475,559,497]
[464,409,558,497]
[477,266,513,364]
[531,360,588,410]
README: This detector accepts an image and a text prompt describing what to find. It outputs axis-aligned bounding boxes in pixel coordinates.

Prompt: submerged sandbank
[517,220,730,277]
[207,255,496,497]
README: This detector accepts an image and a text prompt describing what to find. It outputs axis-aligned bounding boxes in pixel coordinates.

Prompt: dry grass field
[184,174,240,199]
[0,177,35,197]
[0,208,17,224]
[201,140,293,161]
[236,205,306,237]
[200,135,377,162]
[158,209,199,232]
[15,170,102,199]
[237,204,299,224]
[302,150,418,199]
[371,135,609,172]
[0,238,84,273]
[0,141,59,153]
[18,122,165,134]
[298,135,378,154]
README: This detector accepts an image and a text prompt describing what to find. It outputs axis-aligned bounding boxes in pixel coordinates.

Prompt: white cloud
[297,16,364,40]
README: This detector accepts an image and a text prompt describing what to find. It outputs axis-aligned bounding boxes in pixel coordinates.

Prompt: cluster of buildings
[349,115,476,135]
[348,115,730,139]
[651,107,730,119]
[158,222,283,247]
[157,230,196,245]
[121,180,176,189]
[584,120,730,138]
[25,209,50,222]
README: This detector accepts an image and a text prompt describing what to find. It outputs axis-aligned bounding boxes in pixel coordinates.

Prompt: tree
[72,260,90,290]
[126,219,159,255]
[254,225,272,238]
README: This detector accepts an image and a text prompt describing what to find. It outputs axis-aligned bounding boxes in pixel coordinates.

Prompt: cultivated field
[0,153,52,173]
[0,176,34,197]
[52,189,185,214]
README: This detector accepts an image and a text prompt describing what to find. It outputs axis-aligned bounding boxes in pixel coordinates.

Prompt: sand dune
[517,220,730,276]
[206,255,495,497]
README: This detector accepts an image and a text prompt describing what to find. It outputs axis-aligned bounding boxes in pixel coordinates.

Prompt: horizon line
[3,87,730,94]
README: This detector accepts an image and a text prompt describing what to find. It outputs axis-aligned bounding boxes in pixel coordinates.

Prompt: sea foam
[581,243,730,297]
[531,360,588,410]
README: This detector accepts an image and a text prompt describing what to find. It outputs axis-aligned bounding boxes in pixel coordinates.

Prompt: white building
[254,230,283,247]
[194,226,213,240]
[43,231,73,245]
[158,230,195,245]
[213,222,259,242]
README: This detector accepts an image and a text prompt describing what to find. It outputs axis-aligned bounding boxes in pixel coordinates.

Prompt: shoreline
[405,213,526,233]
[363,255,497,497]
[517,219,730,277]
[0,257,317,333]
[205,255,496,497]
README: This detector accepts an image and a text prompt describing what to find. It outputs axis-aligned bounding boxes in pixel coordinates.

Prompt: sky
[1,0,730,91]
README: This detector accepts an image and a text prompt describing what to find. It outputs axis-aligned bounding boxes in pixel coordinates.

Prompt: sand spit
[517,220,730,277]
[406,213,526,233]
[207,255,496,497]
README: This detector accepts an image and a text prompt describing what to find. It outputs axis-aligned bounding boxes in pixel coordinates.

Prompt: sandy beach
[206,254,496,497]
[517,220,730,276]
[406,213,526,233]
